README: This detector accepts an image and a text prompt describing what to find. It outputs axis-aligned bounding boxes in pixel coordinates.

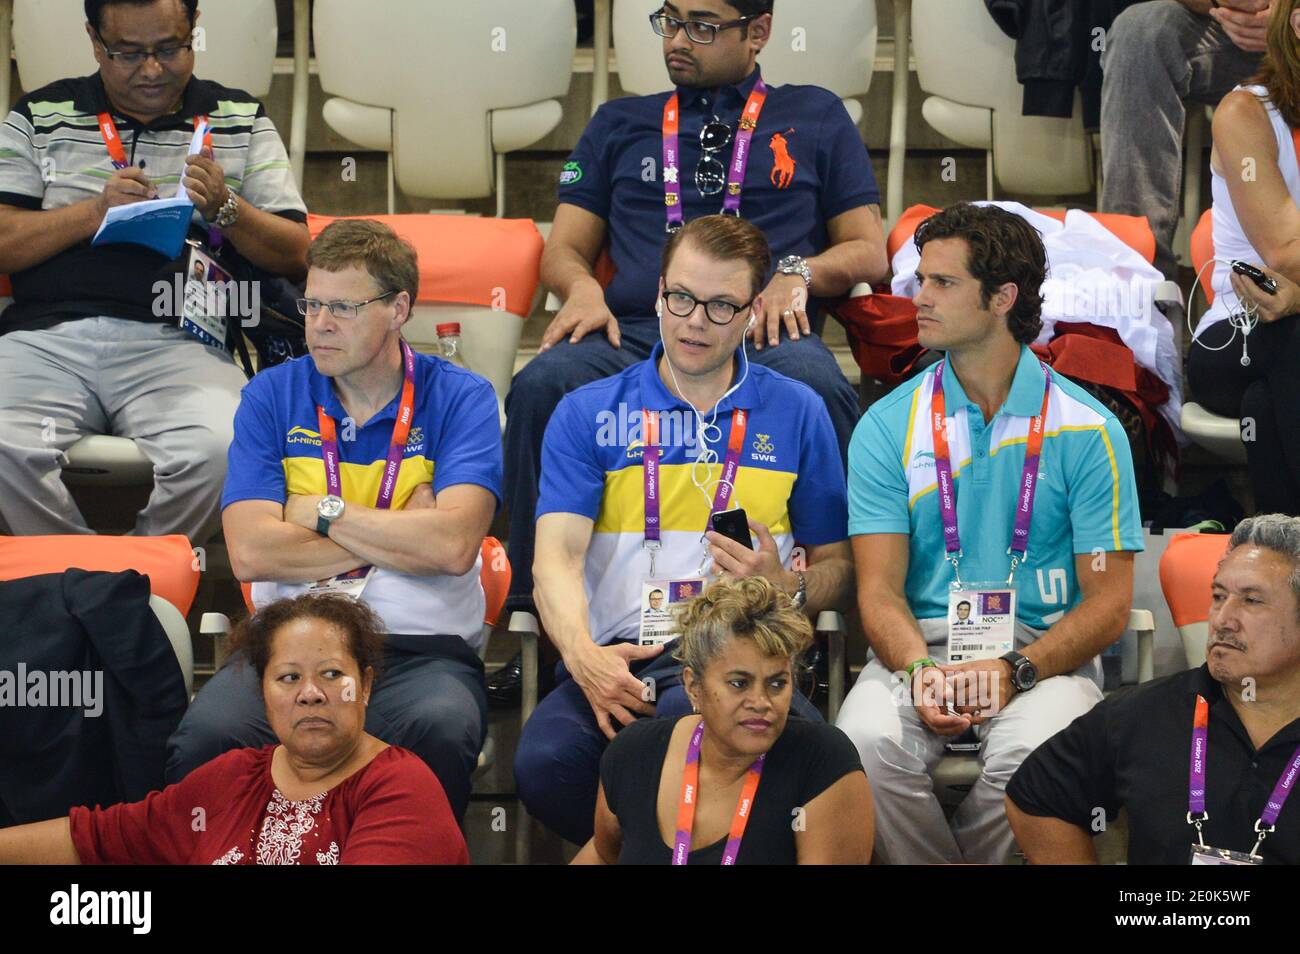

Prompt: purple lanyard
[316,339,416,510]
[1188,693,1300,853]
[672,720,766,866]
[661,79,769,232]
[930,360,1050,580]
[642,408,749,547]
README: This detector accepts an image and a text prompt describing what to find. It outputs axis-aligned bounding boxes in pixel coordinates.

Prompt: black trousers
[1186,317,1300,515]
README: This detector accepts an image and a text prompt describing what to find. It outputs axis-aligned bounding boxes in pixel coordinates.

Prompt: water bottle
[436,322,467,369]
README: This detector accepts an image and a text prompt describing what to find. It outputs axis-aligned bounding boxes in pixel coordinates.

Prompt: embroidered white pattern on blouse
[316,841,340,866]
[256,790,325,865]
[211,846,244,865]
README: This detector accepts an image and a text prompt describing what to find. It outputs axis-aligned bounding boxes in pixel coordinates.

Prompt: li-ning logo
[286,426,322,447]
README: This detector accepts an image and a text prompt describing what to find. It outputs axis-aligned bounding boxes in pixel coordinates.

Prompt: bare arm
[1212,89,1300,282]
[707,530,853,615]
[0,201,104,273]
[853,533,972,736]
[800,540,854,614]
[223,499,368,583]
[1021,551,1134,680]
[534,512,663,738]
[852,533,929,672]
[806,204,889,295]
[1005,796,1099,864]
[795,771,874,864]
[219,202,310,282]
[1177,0,1213,14]
[533,512,599,661]
[0,163,161,273]
[752,204,889,349]
[538,203,619,351]
[0,818,81,865]
[571,783,622,865]
[181,151,309,282]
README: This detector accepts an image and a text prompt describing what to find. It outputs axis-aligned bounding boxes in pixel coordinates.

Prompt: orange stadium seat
[1158,532,1231,669]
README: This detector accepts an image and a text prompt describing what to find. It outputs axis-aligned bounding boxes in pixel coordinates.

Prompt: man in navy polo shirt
[498,0,887,643]
[166,219,502,823]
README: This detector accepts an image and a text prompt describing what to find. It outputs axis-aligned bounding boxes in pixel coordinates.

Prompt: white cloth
[834,618,1103,864]
[890,200,1183,440]
[1200,85,1300,337]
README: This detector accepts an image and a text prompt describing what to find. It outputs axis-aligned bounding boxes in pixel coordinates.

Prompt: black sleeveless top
[599,716,865,865]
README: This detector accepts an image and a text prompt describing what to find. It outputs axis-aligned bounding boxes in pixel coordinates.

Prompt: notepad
[90,120,210,259]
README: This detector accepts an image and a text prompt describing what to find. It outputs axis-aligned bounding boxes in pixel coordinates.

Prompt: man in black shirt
[1007,514,1300,864]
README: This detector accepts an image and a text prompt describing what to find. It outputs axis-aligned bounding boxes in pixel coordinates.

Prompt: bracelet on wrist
[906,657,937,678]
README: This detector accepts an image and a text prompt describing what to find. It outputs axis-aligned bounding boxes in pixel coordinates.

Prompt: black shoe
[487,651,524,708]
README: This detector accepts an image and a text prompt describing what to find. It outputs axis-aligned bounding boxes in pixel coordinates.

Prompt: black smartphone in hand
[1232,260,1278,295]
[710,508,753,550]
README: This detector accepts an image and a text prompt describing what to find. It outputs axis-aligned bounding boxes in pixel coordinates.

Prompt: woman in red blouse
[0,594,468,865]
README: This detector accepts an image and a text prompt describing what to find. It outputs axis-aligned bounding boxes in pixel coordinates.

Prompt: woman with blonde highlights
[573,577,873,865]
[1188,0,1300,513]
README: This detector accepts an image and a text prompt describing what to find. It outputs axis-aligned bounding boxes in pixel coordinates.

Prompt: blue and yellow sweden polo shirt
[848,345,1143,634]
[538,343,848,646]
[223,352,503,646]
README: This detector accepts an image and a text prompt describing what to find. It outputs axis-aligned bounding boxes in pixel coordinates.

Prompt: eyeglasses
[649,10,755,45]
[696,117,733,197]
[94,28,194,67]
[296,290,399,320]
[661,289,753,326]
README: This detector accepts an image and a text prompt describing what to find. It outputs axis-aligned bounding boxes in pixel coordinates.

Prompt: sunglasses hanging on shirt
[695,117,733,197]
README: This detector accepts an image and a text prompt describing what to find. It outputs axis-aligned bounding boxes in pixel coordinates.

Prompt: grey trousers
[0,316,247,542]
[1100,0,1262,278]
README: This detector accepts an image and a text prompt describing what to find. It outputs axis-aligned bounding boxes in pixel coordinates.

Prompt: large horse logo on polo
[769,129,796,189]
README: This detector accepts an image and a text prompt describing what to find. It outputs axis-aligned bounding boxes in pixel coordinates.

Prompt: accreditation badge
[1190,845,1262,866]
[180,243,231,349]
[306,565,377,601]
[946,584,1016,663]
[638,578,705,646]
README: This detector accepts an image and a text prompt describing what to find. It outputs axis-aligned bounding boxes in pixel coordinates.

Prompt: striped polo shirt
[848,345,1143,634]
[0,72,306,335]
[537,343,848,646]
[221,352,503,647]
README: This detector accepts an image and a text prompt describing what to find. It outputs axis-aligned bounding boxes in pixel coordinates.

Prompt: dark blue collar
[678,64,763,113]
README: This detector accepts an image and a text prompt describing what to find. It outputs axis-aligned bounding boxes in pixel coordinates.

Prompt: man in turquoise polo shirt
[836,203,1144,865]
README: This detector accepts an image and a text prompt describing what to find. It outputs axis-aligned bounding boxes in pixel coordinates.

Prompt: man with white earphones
[514,216,854,847]
[493,1,887,706]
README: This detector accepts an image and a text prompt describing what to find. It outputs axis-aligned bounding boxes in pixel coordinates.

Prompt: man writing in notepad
[0,0,308,543]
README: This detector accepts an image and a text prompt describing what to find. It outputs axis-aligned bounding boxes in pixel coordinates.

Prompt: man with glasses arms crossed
[167,220,502,825]
[496,1,887,698]
[513,215,853,846]
[0,0,308,543]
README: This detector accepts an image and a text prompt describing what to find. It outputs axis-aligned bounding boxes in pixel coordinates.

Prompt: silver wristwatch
[777,255,813,288]
[316,495,345,536]
[213,188,240,228]
[790,570,807,609]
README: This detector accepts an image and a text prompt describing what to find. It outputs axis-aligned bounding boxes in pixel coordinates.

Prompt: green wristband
[906,657,937,678]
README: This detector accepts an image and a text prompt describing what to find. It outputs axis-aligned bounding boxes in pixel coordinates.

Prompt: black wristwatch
[1000,650,1039,693]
